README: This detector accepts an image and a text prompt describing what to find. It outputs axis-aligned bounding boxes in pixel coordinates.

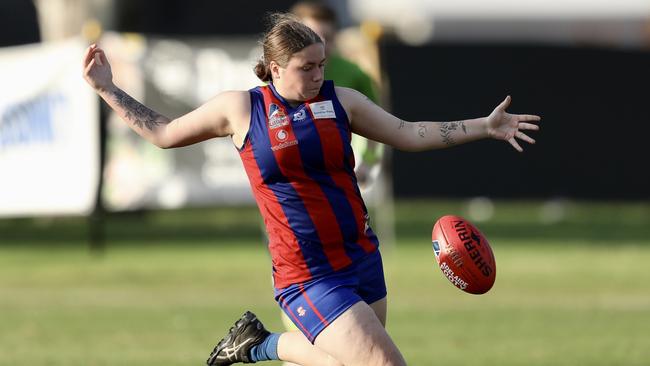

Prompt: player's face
[277,43,326,103]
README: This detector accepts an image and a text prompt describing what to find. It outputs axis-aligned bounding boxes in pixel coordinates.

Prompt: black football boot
[206,311,271,366]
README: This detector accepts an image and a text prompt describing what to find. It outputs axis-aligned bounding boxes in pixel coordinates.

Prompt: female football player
[82,13,540,366]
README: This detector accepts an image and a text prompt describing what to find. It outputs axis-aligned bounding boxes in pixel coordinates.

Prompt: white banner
[0,39,99,217]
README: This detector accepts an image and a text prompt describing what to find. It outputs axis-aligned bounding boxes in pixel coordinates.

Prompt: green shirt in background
[325,53,381,165]
[325,54,378,103]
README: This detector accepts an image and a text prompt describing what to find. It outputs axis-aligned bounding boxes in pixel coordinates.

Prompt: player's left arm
[336,86,541,152]
[351,72,382,187]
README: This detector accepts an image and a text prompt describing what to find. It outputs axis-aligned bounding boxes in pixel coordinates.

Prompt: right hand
[82,44,114,92]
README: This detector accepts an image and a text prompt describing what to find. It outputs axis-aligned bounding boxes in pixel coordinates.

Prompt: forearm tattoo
[398,119,406,130]
[439,121,467,146]
[112,89,166,131]
[418,123,427,138]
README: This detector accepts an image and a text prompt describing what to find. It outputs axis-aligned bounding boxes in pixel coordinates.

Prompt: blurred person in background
[83,12,540,366]
[291,1,382,189]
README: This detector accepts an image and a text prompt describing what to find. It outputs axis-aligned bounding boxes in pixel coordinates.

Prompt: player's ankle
[249,332,281,362]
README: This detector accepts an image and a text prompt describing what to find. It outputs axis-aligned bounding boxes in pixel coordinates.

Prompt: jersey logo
[271,128,298,151]
[293,109,307,121]
[269,103,289,129]
[297,306,307,317]
[308,100,336,119]
[276,129,288,141]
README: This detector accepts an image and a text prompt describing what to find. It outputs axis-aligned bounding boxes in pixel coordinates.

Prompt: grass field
[1,200,649,365]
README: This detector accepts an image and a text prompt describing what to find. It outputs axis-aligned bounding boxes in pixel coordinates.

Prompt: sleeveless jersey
[239,81,379,289]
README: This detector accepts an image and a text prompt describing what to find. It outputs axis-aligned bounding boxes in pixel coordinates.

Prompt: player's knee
[367,345,406,366]
[344,333,404,366]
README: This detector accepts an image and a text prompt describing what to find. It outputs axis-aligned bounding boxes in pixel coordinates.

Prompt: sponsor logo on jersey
[269,103,289,129]
[308,100,336,119]
[271,128,298,151]
[271,140,298,151]
[276,129,288,142]
[269,103,279,117]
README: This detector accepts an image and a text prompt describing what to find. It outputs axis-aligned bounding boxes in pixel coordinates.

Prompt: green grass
[385,241,650,365]
[1,200,649,365]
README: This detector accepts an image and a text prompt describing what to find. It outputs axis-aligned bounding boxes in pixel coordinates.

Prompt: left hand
[486,96,541,152]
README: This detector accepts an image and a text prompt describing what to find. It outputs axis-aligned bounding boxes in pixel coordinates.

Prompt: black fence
[0,0,39,47]
[113,0,299,35]
[380,41,650,200]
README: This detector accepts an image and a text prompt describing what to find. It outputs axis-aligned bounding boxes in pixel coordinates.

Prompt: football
[432,215,496,294]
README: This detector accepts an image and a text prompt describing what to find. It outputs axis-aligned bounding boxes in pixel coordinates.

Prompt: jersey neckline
[267,81,329,112]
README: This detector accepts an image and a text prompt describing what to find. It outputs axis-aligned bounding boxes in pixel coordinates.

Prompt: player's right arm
[82,44,249,149]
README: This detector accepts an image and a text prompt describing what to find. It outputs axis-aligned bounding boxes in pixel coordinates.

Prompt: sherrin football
[432,215,496,294]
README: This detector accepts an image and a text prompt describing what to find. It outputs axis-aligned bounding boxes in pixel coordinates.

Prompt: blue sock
[249,332,280,362]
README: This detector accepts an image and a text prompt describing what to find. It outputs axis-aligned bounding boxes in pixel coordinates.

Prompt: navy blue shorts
[274,249,387,343]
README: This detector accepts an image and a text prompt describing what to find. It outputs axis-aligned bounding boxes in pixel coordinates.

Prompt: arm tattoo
[112,89,166,131]
[418,123,427,138]
[439,121,465,146]
[398,119,405,130]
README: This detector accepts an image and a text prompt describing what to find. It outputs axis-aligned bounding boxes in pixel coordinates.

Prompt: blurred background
[1,0,649,365]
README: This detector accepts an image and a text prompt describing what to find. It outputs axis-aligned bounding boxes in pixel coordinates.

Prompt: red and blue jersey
[239,80,379,289]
